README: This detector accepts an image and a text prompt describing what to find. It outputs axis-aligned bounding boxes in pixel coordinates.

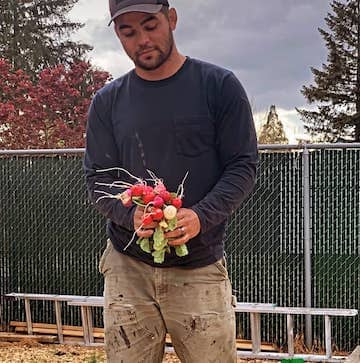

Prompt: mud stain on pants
[119,326,131,349]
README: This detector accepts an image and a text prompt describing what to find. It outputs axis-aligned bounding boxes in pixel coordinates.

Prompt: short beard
[134,31,174,71]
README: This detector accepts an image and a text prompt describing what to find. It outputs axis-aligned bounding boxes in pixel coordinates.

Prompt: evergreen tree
[0,0,92,77]
[258,105,289,144]
[297,0,360,142]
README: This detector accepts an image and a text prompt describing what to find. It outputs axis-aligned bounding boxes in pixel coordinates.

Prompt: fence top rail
[1,143,360,156]
[258,142,360,150]
[0,149,85,156]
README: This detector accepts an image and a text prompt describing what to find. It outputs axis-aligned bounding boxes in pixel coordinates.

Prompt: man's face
[114,10,176,71]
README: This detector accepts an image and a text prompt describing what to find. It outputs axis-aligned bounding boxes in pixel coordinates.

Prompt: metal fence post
[303,144,312,348]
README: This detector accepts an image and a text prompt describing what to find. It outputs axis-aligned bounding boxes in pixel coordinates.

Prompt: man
[84,1,258,362]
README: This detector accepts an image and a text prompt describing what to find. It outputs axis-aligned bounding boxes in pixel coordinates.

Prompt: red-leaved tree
[0,59,111,149]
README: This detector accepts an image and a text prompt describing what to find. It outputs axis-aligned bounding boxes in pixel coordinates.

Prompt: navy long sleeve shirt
[84,57,258,267]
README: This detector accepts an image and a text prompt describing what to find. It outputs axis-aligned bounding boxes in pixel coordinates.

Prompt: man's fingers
[166,226,189,246]
[136,220,157,237]
[168,236,188,246]
[137,228,154,238]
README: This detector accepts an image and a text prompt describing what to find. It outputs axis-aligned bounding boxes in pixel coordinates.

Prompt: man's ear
[168,8,178,31]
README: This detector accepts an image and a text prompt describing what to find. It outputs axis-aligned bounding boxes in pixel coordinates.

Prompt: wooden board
[11,321,104,338]
[10,321,103,333]
[0,332,57,343]
[165,334,277,351]
[14,326,104,339]
[9,321,278,352]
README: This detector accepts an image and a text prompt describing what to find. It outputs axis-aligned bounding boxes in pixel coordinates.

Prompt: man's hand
[134,206,157,238]
[165,208,201,246]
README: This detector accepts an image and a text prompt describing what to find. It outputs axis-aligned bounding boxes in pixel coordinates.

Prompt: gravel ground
[0,342,273,362]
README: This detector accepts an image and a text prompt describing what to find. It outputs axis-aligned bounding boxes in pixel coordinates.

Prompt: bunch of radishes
[95,168,189,263]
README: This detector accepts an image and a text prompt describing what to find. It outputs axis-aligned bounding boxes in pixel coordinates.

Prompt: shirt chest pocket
[174,116,215,157]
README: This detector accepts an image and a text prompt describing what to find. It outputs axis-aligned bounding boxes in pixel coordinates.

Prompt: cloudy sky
[69,0,332,142]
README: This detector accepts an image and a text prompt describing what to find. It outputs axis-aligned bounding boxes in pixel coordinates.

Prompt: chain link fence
[226,150,305,349]
[0,145,359,351]
[0,154,105,329]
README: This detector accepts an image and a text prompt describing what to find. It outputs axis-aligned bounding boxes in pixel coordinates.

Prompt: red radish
[172,197,182,209]
[154,182,166,194]
[142,214,153,225]
[151,208,164,221]
[159,190,171,202]
[153,195,164,208]
[94,167,190,264]
[131,184,144,196]
[143,191,156,204]
[123,200,132,207]
[118,190,132,207]
[143,185,154,194]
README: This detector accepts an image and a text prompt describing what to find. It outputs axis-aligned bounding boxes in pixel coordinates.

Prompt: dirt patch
[0,342,272,362]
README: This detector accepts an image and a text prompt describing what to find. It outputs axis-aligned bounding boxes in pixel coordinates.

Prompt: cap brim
[108,4,163,26]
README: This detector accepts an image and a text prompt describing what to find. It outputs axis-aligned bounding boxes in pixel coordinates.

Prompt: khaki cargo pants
[99,240,236,363]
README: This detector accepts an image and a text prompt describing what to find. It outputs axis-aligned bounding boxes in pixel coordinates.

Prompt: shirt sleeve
[83,93,135,230]
[191,72,258,233]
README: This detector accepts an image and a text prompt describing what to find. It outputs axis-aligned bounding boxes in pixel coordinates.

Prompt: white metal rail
[5,293,358,362]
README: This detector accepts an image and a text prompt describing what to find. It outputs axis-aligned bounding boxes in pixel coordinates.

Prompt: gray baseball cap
[108,0,169,25]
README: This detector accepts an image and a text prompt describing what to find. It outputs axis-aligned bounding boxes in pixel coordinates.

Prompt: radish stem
[97,167,144,184]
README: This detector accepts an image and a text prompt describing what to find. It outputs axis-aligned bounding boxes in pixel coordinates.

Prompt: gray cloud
[171,0,331,111]
[72,0,332,112]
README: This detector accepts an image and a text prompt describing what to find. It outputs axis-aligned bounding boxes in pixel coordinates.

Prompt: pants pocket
[104,305,155,353]
[99,239,113,274]
[174,311,236,363]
